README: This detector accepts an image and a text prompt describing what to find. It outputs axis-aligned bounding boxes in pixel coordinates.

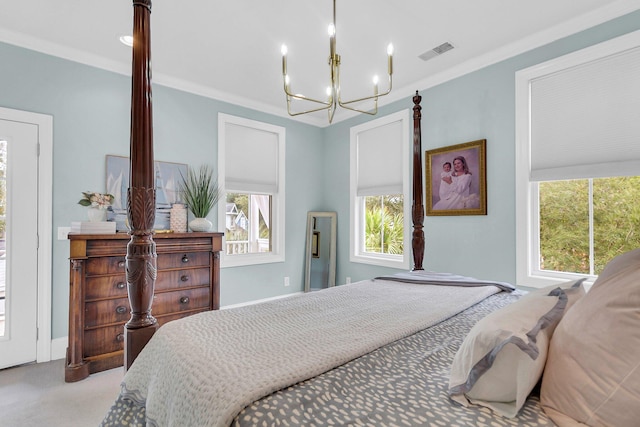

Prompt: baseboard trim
[51,337,67,361]
[221,292,301,310]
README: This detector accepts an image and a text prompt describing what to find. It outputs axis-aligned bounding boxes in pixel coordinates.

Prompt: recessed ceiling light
[119,35,133,47]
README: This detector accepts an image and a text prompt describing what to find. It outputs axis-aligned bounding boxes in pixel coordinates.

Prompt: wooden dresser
[65,232,223,382]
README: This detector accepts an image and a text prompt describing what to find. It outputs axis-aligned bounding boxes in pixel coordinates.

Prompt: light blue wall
[323,10,640,285]
[0,43,323,339]
[0,9,638,340]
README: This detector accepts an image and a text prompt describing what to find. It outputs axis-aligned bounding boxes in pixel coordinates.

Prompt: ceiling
[0,1,638,127]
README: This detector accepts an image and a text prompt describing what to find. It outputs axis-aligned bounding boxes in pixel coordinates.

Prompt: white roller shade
[530,46,640,181]
[356,119,403,196]
[225,123,279,193]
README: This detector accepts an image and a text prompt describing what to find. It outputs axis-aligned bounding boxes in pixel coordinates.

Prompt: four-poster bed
[101,1,639,426]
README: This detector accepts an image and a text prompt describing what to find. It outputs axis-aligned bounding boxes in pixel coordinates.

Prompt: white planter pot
[189,217,212,232]
[87,207,107,222]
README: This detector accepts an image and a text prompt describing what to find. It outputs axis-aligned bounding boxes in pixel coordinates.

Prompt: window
[350,110,411,269]
[363,194,404,255]
[538,177,640,276]
[218,114,285,267]
[225,193,272,255]
[515,30,640,287]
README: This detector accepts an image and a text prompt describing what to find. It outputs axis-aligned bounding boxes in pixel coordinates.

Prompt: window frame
[218,113,286,268]
[349,110,411,269]
[515,30,640,288]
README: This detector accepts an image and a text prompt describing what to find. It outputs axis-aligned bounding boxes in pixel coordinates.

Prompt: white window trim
[218,113,286,267]
[349,109,411,270]
[515,29,640,288]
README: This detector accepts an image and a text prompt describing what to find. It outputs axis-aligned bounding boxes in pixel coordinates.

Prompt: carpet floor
[0,358,122,427]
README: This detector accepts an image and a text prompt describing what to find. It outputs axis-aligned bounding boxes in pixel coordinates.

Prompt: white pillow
[449,280,585,418]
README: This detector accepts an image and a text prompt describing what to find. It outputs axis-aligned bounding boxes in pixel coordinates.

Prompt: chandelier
[281,0,393,123]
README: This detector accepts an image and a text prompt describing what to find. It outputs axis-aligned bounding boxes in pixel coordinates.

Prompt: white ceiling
[0,1,638,127]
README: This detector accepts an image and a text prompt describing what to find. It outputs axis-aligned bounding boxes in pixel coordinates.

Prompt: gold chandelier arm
[340,73,392,104]
[284,81,332,106]
[328,102,337,123]
[338,73,392,114]
[338,102,378,116]
[283,76,337,120]
[286,100,333,117]
[285,93,333,117]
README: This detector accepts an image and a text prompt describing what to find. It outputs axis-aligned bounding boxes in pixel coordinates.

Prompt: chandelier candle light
[281,0,393,123]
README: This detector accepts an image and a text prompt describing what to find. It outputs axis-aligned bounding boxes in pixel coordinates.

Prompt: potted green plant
[179,165,220,232]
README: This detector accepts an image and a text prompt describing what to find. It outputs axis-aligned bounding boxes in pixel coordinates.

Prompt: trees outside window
[539,177,640,276]
[364,195,403,255]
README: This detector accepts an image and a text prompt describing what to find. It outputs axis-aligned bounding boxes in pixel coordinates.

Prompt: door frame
[0,106,53,364]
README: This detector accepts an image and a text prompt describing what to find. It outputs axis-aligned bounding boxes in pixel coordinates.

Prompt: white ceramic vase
[189,217,212,232]
[87,207,107,222]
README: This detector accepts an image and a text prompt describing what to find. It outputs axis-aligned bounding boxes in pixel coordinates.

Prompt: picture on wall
[425,139,487,216]
[106,155,188,230]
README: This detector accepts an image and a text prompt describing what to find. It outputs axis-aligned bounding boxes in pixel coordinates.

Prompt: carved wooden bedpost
[412,91,425,270]
[125,0,158,370]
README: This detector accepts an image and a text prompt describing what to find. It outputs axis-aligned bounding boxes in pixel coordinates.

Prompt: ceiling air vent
[418,42,455,61]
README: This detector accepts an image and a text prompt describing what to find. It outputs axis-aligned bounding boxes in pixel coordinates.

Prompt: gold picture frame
[425,139,487,216]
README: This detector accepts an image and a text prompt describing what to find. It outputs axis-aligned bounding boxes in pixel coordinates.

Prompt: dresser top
[68,231,224,240]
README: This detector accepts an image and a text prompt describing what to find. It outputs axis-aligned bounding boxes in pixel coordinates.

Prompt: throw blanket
[116,279,504,427]
[375,270,516,292]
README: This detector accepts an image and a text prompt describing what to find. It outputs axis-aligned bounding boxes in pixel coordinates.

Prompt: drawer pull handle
[116,282,126,289]
[118,260,126,268]
[181,255,189,263]
[116,306,127,314]
[116,333,124,342]
[179,296,190,304]
[180,275,189,282]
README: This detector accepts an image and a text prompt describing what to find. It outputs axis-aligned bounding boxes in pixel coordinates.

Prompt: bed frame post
[124,0,158,370]
[412,91,425,270]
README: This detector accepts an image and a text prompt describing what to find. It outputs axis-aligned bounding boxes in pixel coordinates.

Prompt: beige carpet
[0,358,122,427]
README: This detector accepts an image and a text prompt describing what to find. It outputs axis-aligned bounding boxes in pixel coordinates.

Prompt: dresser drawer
[157,251,209,269]
[84,325,126,357]
[85,286,210,328]
[152,287,210,315]
[85,296,130,328]
[85,251,208,276]
[84,266,209,300]
[155,267,210,292]
[85,276,128,300]
[85,256,126,275]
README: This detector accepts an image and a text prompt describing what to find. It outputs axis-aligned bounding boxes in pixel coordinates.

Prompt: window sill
[221,252,284,268]
[350,253,408,270]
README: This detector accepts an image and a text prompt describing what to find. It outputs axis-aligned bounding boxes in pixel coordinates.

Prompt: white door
[0,115,42,369]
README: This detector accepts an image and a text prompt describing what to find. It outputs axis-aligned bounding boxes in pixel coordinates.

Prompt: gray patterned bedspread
[102,282,552,426]
[233,292,553,426]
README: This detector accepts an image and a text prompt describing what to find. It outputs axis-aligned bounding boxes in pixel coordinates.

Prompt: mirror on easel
[304,211,337,292]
